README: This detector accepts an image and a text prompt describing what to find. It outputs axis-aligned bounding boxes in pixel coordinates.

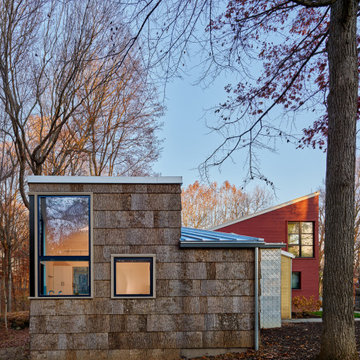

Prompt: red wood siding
[215,195,319,300]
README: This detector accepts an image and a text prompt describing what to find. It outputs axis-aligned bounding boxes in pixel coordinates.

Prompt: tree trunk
[318,0,358,359]
[3,279,7,331]
[6,248,11,313]
[0,270,2,316]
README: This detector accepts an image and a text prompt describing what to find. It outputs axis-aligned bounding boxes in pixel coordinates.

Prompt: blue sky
[153,75,326,204]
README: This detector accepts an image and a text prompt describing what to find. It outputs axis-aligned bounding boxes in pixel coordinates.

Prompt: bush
[292,296,321,318]
[0,311,29,329]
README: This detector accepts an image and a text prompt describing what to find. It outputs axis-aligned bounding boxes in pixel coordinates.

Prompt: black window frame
[287,221,315,258]
[29,195,35,297]
[292,271,301,289]
[37,194,92,298]
[112,256,155,298]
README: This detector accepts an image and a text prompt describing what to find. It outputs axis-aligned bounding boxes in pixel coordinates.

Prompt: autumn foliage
[292,295,322,318]
[181,180,273,229]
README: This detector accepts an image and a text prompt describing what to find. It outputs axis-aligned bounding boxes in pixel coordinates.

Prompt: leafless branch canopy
[0,0,163,206]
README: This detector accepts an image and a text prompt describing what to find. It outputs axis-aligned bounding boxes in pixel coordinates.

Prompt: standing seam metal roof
[180,227,284,248]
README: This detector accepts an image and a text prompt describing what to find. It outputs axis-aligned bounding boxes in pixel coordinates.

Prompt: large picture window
[111,255,155,298]
[38,195,91,297]
[287,221,314,258]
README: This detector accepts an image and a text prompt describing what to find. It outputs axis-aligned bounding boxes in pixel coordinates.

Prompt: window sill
[29,296,93,300]
[111,295,156,300]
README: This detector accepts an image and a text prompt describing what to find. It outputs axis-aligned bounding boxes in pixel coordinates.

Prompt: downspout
[254,247,259,351]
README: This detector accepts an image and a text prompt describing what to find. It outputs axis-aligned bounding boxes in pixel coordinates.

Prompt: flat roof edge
[27,175,183,184]
[179,242,285,249]
[281,250,296,258]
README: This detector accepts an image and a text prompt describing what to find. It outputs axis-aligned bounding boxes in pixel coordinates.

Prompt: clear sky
[153,74,327,205]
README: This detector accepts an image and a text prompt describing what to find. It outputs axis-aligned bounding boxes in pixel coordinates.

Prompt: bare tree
[69,57,163,176]
[25,56,163,177]
[181,180,273,229]
[0,140,28,318]
[0,0,163,206]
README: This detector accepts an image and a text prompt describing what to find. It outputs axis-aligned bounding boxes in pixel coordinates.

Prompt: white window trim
[111,254,156,299]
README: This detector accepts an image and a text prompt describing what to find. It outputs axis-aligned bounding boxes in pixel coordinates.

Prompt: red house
[210,192,320,300]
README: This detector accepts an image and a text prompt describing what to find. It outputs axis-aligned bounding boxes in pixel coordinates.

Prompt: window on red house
[292,272,301,289]
[287,222,314,258]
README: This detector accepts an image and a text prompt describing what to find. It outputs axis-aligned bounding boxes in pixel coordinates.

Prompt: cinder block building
[28,176,284,360]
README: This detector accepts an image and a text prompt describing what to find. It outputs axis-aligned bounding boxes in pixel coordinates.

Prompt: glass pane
[288,246,299,257]
[39,196,89,256]
[115,260,151,295]
[292,272,301,289]
[301,222,313,234]
[301,246,314,258]
[302,234,314,246]
[40,261,89,296]
[288,222,299,234]
[288,234,300,244]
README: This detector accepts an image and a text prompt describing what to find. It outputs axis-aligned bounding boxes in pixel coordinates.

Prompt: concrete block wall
[29,182,255,360]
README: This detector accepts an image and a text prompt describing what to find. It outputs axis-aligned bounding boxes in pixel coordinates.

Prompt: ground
[191,322,360,359]
[0,325,29,360]
[0,322,359,360]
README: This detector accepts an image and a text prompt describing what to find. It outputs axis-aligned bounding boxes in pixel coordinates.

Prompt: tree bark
[319,0,358,359]
[3,279,7,331]
[7,250,11,313]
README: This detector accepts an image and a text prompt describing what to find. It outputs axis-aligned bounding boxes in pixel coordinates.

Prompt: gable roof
[208,191,320,231]
[180,227,284,248]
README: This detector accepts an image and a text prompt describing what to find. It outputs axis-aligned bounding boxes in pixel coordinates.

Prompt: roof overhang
[180,227,285,249]
[180,241,285,249]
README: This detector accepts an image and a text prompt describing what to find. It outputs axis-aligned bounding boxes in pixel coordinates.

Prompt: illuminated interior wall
[115,262,151,295]
[42,261,89,296]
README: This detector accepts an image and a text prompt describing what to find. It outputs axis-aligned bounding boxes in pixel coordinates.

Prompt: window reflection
[37,195,91,297]
[287,221,314,258]
[292,272,301,289]
[39,196,89,256]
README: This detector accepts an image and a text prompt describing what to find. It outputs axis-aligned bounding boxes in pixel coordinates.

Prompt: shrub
[292,296,321,317]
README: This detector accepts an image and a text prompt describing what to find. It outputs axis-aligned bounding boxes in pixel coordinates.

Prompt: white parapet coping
[27,175,183,184]
[281,250,295,258]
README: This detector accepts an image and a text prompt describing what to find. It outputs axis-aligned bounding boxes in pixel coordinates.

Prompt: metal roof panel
[180,227,285,248]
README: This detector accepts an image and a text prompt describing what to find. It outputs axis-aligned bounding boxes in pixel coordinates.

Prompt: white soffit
[27,175,183,184]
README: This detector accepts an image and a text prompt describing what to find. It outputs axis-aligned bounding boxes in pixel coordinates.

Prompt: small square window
[111,255,155,298]
[292,272,301,289]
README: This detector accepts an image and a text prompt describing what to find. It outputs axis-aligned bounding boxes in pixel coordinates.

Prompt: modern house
[210,192,320,301]
[28,176,286,360]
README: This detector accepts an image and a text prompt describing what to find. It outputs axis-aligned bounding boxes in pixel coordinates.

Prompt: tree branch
[291,0,336,7]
